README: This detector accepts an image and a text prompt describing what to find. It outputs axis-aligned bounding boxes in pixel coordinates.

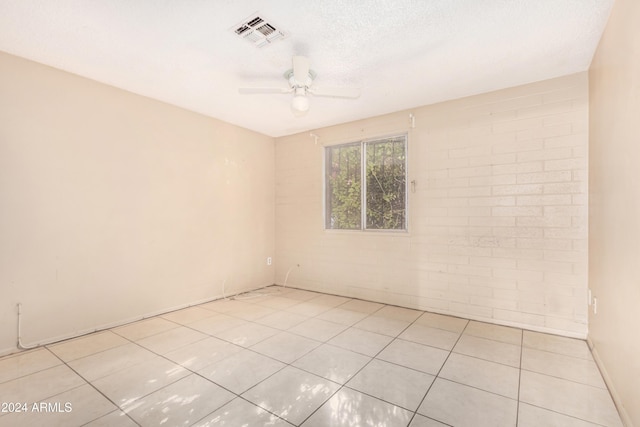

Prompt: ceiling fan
[238,56,360,116]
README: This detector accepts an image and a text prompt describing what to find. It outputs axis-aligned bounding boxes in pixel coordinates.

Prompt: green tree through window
[325,135,407,231]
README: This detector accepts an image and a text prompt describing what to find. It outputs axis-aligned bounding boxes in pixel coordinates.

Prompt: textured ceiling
[0,1,613,137]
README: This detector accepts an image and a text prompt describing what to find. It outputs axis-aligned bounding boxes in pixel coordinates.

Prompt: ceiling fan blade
[292,56,310,85]
[308,86,361,99]
[238,87,293,94]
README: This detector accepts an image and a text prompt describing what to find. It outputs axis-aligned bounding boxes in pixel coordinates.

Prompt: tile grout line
[295,302,419,426]
[44,346,142,427]
[106,325,296,427]
[46,294,502,425]
[287,303,390,425]
[405,319,470,427]
[107,326,295,427]
[297,303,457,426]
[519,366,611,389]
[110,299,607,427]
[74,328,240,424]
[517,402,612,427]
[165,288,345,426]
[516,329,524,427]
[0,353,67,387]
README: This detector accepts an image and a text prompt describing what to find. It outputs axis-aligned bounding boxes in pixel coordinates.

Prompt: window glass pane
[365,136,406,230]
[325,143,362,229]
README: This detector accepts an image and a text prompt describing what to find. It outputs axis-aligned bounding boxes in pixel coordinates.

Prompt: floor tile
[123,374,234,426]
[309,294,351,307]
[255,310,310,330]
[354,315,411,337]
[0,286,624,427]
[92,356,189,407]
[161,306,217,324]
[273,285,296,292]
[463,321,522,345]
[282,289,322,301]
[327,327,393,357]
[409,414,450,427]
[0,383,115,427]
[523,331,592,360]
[112,317,178,341]
[0,364,85,403]
[136,326,208,354]
[453,334,521,367]
[376,339,449,375]
[250,332,320,363]
[83,410,139,427]
[192,397,291,426]
[47,331,128,362]
[521,347,605,388]
[338,299,384,313]
[517,402,604,427]
[163,336,243,371]
[519,370,622,426]
[399,323,461,350]
[414,312,469,333]
[242,366,340,426]
[200,299,256,314]
[419,378,518,427]
[375,305,422,322]
[439,353,520,398]
[256,296,301,310]
[228,304,278,321]
[347,359,435,411]
[301,387,412,427]
[293,343,370,384]
[199,349,285,394]
[0,348,61,384]
[285,301,334,317]
[242,287,286,299]
[188,314,247,336]
[316,307,369,326]
[289,318,348,342]
[68,342,156,381]
[214,322,280,348]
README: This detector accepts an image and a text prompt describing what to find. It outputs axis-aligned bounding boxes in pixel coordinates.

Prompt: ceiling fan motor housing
[286,70,316,89]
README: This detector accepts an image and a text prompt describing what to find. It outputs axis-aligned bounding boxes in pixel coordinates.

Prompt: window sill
[323,228,411,236]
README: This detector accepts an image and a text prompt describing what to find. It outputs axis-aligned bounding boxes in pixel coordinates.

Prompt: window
[325,135,407,231]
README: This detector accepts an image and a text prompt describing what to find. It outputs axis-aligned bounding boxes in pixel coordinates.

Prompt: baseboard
[0,346,21,358]
[588,336,634,427]
[1,283,271,359]
[282,281,588,339]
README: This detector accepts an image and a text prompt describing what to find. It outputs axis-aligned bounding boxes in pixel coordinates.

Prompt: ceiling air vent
[232,13,287,48]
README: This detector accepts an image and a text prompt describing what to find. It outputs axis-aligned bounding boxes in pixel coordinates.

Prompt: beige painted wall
[0,51,275,355]
[589,0,640,424]
[276,73,589,337]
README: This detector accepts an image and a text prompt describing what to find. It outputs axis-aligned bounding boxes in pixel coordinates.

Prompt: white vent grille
[232,13,287,48]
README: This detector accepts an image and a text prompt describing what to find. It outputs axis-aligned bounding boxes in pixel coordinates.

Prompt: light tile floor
[0,286,624,427]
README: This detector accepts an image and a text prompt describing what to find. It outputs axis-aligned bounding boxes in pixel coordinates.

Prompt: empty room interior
[0,1,638,426]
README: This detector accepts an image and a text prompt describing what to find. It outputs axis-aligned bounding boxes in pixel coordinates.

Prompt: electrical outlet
[266,257,272,266]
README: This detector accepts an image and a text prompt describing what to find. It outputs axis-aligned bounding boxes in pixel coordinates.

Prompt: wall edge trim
[0,283,272,358]
[588,335,634,427]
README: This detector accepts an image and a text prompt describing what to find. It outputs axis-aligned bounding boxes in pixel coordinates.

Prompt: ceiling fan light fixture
[238,55,359,116]
[291,95,310,114]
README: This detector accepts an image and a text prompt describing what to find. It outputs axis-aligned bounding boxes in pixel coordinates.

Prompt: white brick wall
[275,72,589,338]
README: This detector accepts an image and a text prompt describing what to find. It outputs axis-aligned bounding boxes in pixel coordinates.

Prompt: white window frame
[323,133,408,232]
